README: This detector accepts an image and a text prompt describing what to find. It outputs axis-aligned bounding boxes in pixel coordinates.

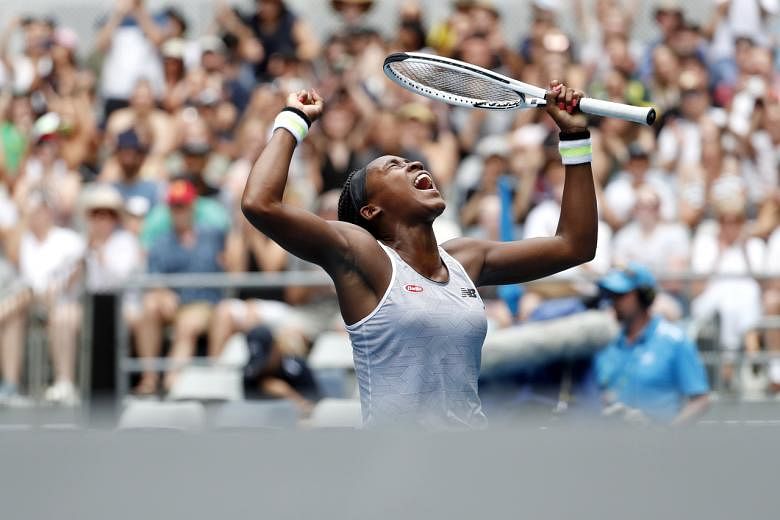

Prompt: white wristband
[272,109,310,145]
[559,138,593,165]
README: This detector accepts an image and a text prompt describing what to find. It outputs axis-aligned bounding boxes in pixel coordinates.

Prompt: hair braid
[338,169,372,232]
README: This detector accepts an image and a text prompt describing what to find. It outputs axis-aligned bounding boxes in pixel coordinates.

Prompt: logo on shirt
[404,284,424,293]
[461,288,477,298]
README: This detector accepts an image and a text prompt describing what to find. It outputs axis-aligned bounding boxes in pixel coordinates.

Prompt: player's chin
[424,195,446,218]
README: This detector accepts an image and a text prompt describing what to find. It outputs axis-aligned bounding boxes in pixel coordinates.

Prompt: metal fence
[4,269,779,408]
[109,270,780,403]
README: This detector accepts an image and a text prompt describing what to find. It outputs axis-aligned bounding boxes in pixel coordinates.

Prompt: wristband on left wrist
[272,108,311,145]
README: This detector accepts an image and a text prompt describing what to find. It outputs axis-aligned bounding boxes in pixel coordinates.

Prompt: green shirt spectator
[140,196,230,249]
[0,121,27,178]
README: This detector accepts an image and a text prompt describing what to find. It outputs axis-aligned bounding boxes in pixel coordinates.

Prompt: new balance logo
[461,288,477,298]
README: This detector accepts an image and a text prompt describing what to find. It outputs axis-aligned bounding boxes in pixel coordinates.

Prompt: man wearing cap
[177,140,220,199]
[105,80,176,167]
[110,129,160,210]
[135,179,226,394]
[595,263,710,425]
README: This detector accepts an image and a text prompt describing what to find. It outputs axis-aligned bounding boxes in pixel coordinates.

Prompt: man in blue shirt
[112,129,160,210]
[595,263,710,425]
[133,179,226,395]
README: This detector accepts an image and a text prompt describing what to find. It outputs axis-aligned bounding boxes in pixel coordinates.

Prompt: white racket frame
[384,52,656,126]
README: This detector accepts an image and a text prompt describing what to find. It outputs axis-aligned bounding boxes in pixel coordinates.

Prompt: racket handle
[579,98,656,126]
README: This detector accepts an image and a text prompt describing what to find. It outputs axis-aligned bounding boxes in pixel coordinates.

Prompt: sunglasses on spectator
[88,208,118,218]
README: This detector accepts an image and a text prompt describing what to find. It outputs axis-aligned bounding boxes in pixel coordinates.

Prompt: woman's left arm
[444,82,598,286]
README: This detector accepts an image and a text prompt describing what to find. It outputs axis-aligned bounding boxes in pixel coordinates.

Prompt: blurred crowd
[0,0,778,407]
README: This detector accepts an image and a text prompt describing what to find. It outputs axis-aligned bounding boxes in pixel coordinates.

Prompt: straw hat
[82,184,124,214]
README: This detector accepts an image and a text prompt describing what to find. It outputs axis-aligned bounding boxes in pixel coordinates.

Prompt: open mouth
[413,172,435,191]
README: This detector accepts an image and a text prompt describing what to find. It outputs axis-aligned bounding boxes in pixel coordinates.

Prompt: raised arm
[240,90,375,271]
[445,81,598,286]
[95,0,133,54]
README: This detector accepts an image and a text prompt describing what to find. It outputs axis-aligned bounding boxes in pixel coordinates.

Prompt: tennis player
[242,81,597,429]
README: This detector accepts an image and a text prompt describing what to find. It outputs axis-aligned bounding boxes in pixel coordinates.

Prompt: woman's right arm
[240,90,372,272]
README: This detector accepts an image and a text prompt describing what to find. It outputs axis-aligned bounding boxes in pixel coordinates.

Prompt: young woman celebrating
[242,81,597,429]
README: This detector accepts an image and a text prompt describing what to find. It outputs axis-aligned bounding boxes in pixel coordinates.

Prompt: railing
[112,270,333,404]
[7,269,780,407]
[108,270,780,402]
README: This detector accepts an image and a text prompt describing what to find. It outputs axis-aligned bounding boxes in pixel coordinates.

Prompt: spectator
[106,129,160,209]
[95,0,165,120]
[175,140,221,199]
[330,0,375,28]
[0,255,31,405]
[764,227,780,394]
[595,263,710,425]
[638,0,684,83]
[705,0,778,90]
[0,92,33,184]
[524,159,613,278]
[612,185,690,274]
[309,90,365,194]
[209,192,342,358]
[237,0,320,82]
[459,135,518,232]
[397,103,458,190]
[160,38,188,113]
[134,179,226,394]
[105,80,176,178]
[0,16,53,94]
[690,179,766,386]
[81,184,142,292]
[656,74,720,173]
[242,325,321,416]
[14,113,82,226]
[602,142,677,230]
[16,191,85,405]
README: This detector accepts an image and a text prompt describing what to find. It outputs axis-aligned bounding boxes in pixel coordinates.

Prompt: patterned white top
[346,243,488,430]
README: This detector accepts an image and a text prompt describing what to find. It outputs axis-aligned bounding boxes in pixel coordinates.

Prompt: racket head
[383,52,545,110]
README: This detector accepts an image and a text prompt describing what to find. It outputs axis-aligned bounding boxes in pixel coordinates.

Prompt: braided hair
[337,168,373,233]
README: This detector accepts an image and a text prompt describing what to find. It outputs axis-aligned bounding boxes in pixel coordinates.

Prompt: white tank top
[346,243,489,429]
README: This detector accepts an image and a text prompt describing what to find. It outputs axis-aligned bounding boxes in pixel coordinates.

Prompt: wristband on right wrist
[559,130,592,165]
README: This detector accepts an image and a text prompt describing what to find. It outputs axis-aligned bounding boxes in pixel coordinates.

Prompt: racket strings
[388,61,522,104]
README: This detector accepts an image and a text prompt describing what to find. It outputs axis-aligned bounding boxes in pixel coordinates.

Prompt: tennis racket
[384,52,656,126]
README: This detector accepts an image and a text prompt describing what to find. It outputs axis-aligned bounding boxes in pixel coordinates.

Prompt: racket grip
[579,98,656,126]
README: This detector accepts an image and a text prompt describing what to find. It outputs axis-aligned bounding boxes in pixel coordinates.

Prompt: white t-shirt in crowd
[657,119,703,168]
[766,228,780,276]
[85,229,143,292]
[743,131,780,205]
[603,169,677,222]
[524,199,612,279]
[709,0,778,61]
[691,223,766,276]
[612,222,691,272]
[690,220,767,351]
[20,227,85,294]
[0,185,18,230]
[100,21,163,100]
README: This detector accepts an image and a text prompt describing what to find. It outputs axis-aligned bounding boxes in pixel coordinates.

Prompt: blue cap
[598,262,656,295]
[116,129,144,151]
